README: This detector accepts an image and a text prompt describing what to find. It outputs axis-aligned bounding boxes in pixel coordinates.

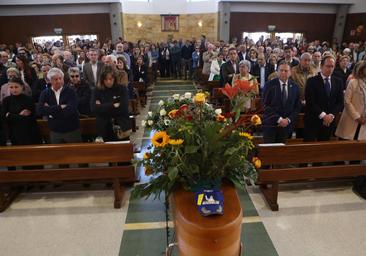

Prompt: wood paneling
[230,12,336,42]
[344,12,366,42]
[0,13,111,44]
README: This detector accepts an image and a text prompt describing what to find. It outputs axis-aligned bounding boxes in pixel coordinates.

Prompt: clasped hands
[322,114,334,127]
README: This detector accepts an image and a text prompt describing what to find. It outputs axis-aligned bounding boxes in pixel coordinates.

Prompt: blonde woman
[336,61,366,140]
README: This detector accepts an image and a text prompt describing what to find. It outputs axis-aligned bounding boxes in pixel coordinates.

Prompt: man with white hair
[83,48,104,89]
[63,50,76,68]
[37,68,81,143]
[113,43,131,69]
[104,54,117,69]
[202,43,217,75]
[291,52,317,105]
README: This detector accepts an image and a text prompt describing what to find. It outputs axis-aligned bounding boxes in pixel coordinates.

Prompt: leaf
[168,166,179,181]
[185,145,199,154]
[224,147,238,156]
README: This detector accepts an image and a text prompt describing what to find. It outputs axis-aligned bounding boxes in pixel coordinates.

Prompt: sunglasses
[70,75,80,78]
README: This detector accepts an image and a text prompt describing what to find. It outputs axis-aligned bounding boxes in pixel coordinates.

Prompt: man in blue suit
[262,62,301,143]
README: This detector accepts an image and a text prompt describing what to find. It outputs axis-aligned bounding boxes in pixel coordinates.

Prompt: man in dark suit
[304,55,344,141]
[83,48,104,88]
[251,53,274,91]
[238,44,248,61]
[220,47,240,86]
[262,62,301,143]
[277,46,299,67]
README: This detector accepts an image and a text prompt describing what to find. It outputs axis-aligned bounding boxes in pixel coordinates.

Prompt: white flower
[160,109,167,116]
[184,92,192,99]
[141,120,146,127]
[164,119,171,126]
[147,120,154,126]
[173,94,180,100]
[179,95,185,101]
[158,100,165,106]
[215,108,222,115]
[148,111,153,117]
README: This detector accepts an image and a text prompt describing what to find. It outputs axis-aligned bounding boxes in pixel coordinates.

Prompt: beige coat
[335,79,366,140]
[202,51,218,75]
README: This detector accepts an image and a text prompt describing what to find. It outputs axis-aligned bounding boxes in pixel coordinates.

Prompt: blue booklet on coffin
[195,189,224,216]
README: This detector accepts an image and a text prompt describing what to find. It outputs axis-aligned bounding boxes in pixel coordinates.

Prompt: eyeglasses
[70,75,80,78]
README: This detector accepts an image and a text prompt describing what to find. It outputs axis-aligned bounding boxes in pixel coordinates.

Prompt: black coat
[251,64,275,87]
[69,80,92,117]
[32,78,51,103]
[333,66,351,90]
[2,94,41,145]
[220,60,240,86]
[304,74,344,141]
[92,85,131,141]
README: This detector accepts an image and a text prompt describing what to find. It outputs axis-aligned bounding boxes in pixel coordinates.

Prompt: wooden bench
[256,140,366,211]
[37,117,137,142]
[133,81,147,107]
[0,142,136,212]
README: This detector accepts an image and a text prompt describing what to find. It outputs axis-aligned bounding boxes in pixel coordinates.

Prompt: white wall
[121,0,218,14]
[0,0,364,15]
[0,3,111,16]
[349,0,366,13]
[230,2,338,13]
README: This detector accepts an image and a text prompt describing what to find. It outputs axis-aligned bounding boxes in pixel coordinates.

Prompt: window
[32,36,63,45]
[243,32,271,43]
[275,32,303,41]
[67,34,98,45]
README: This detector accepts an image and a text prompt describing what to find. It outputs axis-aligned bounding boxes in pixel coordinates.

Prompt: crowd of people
[0,35,366,149]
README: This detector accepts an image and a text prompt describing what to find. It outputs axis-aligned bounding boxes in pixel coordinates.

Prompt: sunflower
[239,132,253,140]
[251,115,262,126]
[252,157,262,169]
[169,139,184,145]
[143,152,150,159]
[144,166,153,176]
[152,131,170,148]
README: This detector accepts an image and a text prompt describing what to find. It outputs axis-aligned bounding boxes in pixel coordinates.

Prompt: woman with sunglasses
[68,67,91,117]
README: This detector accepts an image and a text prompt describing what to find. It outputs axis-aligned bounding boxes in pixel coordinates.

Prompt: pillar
[218,2,231,42]
[109,3,123,43]
[333,4,350,44]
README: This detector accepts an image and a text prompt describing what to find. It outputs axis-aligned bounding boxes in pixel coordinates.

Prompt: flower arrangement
[132,82,261,199]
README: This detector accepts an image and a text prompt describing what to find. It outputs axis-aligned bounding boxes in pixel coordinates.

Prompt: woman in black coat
[1,77,41,145]
[92,66,131,142]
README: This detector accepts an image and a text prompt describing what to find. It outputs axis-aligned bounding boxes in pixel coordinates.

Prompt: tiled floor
[1,79,365,256]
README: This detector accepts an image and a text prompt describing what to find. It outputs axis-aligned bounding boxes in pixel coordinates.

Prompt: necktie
[282,83,287,107]
[324,78,331,97]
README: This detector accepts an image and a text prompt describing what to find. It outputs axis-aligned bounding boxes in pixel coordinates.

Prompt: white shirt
[260,65,266,89]
[52,86,62,105]
[278,80,290,123]
[91,63,98,83]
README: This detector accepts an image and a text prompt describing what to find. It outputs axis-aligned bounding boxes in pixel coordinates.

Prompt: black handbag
[352,176,366,199]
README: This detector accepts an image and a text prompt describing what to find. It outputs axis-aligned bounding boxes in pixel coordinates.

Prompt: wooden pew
[256,141,366,211]
[0,142,136,212]
[133,81,147,107]
[37,117,137,142]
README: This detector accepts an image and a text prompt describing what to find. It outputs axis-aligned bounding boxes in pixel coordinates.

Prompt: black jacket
[37,86,80,133]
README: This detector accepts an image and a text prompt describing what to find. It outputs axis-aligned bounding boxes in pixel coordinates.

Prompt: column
[109,3,123,42]
[218,1,231,42]
[333,4,350,44]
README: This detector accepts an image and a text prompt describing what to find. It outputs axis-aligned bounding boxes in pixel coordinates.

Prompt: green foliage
[131,92,259,200]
